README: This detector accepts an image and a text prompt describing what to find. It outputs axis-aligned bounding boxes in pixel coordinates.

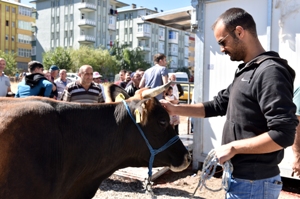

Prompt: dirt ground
[95,164,299,199]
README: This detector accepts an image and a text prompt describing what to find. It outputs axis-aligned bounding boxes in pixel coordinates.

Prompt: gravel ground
[93,168,300,199]
[93,167,225,199]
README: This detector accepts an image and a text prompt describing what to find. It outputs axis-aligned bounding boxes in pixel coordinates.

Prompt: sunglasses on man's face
[218,34,230,47]
[217,28,236,48]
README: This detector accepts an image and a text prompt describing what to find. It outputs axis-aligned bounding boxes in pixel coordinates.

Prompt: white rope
[190,149,233,198]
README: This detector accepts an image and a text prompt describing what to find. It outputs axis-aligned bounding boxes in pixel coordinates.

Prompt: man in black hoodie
[15,61,53,98]
[160,8,298,199]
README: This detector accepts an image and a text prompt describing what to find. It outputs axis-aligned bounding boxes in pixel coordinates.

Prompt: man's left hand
[214,142,237,165]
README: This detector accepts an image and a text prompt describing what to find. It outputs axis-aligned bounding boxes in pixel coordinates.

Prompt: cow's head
[115,96,191,172]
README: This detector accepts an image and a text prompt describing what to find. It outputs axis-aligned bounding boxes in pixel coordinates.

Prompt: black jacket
[203,51,298,180]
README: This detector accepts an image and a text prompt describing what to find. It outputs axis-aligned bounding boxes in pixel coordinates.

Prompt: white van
[168,72,189,82]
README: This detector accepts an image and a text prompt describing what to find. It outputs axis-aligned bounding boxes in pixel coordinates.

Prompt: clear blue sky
[21,0,191,11]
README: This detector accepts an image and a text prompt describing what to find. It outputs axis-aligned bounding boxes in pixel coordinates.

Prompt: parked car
[179,83,194,103]
[168,72,189,83]
[67,73,80,82]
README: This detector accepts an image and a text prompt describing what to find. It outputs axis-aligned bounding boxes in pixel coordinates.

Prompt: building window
[6,21,9,26]
[12,36,15,41]
[12,7,16,13]
[5,35,8,40]
[137,24,143,32]
[19,6,32,16]
[12,22,15,27]
[6,6,10,12]
[169,30,177,39]
[124,29,127,34]
[129,28,132,34]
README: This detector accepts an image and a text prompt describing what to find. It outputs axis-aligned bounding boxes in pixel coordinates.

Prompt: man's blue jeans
[226,174,282,199]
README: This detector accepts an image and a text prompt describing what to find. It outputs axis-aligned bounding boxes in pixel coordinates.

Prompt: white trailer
[144,0,300,179]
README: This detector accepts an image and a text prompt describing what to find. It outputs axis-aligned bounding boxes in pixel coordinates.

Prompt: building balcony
[168,51,178,56]
[78,2,96,12]
[138,45,150,51]
[108,24,116,30]
[136,32,151,39]
[78,35,96,44]
[78,19,96,28]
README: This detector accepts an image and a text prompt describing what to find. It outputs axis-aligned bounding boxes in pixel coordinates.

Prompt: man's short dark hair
[212,7,257,38]
[119,69,127,74]
[153,53,166,65]
[28,61,43,73]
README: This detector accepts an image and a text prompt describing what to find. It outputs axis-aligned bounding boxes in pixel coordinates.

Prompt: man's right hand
[160,99,176,115]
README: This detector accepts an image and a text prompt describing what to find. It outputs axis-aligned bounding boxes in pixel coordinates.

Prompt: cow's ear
[138,98,156,125]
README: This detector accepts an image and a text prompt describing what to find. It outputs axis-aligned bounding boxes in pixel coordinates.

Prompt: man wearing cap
[15,61,53,98]
[48,65,60,99]
[0,58,12,97]
[49,65,60,82]
[61,65,104,103]
[55,69,72,100]
[93,71,106,102]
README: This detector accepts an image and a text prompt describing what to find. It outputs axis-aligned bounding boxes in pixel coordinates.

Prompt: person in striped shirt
[61,65,104,103]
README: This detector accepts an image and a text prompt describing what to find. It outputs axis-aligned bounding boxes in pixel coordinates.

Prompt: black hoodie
[203,51,298,180]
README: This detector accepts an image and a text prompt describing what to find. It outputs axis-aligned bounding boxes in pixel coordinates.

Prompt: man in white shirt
[54,69,72,100]
[0,58,11,97]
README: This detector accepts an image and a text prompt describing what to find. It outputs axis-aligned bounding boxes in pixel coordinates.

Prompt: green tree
[42,47,73,71]
[69,46,118,76]
[0,50,17,76]
[110,41,151,72]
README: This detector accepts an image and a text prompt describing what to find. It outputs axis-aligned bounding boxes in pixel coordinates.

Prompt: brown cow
[0,84,190,199]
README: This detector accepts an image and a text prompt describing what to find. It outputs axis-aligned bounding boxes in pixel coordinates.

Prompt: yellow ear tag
[115,93,125,102]
[134,109,141,123]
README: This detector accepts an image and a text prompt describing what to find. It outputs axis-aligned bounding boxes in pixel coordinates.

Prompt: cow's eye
[159,119,167,126]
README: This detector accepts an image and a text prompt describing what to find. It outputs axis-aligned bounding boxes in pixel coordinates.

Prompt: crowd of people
[1,6,300,199]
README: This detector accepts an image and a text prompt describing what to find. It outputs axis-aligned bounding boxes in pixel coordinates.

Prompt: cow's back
[0,97,63,199]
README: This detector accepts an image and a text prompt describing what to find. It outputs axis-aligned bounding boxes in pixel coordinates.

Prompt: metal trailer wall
[192,0,300,179]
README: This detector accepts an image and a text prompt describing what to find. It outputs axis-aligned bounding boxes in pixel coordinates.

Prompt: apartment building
[0,0,35,70]
[31,0,129,62]
[116,4,190,71]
